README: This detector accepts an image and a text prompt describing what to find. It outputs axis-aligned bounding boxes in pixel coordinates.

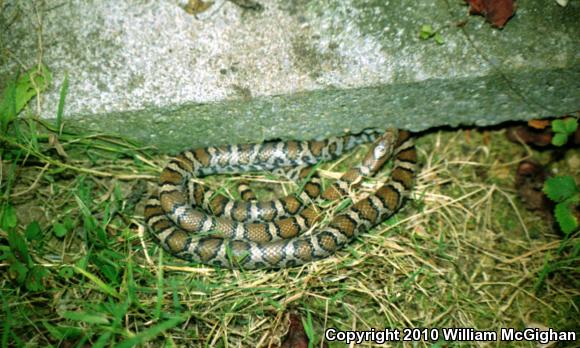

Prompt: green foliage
[6,228,31,264]
[115,316,186,348]
[58,266,75,279]
[56,74,69,133]
[55,216,75,238]
[534,239,579,293]
[419,24,444,45]
[544,176,579,234]
[544,176,577,202]
[0,205,48,291]
[554,204,578,234]
[53,222,68,238]
[25,221,43,241]
[0,65,52,134]
[0,66,167,346]
[0,203,17,229]
[302,311,316,348]
[73,266,121,299]
[25,265,48,291]
[551,118,578,146]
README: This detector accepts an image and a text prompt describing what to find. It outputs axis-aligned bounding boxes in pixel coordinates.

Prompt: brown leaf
[48,133,69,158]
[279,313,309,348]
[514,160,553,216]
[506,125,553,147]
[527,119,550,130]
[465,0,516,28]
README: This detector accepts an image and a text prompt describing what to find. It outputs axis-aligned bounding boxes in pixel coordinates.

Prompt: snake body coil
[145,129,416,269]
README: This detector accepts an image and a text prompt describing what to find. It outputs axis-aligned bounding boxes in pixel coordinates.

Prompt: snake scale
[145,128,417,269]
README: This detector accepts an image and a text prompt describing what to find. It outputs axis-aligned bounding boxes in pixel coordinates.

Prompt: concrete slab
[1,0,578,151]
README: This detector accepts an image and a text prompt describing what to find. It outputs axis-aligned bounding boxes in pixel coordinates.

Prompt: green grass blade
[116,316,186,348]
[73,266,121,299]
[56,74,69,134]
[0,73,17,134]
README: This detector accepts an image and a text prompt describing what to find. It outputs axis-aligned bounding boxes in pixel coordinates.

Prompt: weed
[0,65,51,135]
[544,176,579,235]
[419,25,444,45]
[551,117,578,147]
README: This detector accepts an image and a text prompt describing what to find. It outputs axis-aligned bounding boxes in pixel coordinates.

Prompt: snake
[144,128,416,269]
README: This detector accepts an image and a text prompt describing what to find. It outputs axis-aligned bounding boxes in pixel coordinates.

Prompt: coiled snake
[145,129,417,269]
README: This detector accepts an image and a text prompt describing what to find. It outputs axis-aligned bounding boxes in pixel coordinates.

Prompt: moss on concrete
[70,66,579,152]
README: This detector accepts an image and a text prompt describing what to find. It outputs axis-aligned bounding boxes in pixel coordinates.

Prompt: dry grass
[1,123,578,347]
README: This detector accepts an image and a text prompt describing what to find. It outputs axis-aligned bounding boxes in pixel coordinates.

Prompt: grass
[0,109,578,346]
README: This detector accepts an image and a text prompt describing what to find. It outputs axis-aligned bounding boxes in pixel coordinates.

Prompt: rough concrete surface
[1,0,578,151]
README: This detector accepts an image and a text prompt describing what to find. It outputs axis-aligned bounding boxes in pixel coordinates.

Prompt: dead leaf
[48,133,69,158]
[506,125,553,147]
[514,160,553,217]
[465,0,516,28]
[527,119,550,130]
[279,313,309,348]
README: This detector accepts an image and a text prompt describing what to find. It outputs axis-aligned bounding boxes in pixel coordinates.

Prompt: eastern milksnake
[145,129,416,269]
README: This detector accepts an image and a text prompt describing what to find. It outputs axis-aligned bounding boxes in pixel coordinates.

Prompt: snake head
[361,129,398,174]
